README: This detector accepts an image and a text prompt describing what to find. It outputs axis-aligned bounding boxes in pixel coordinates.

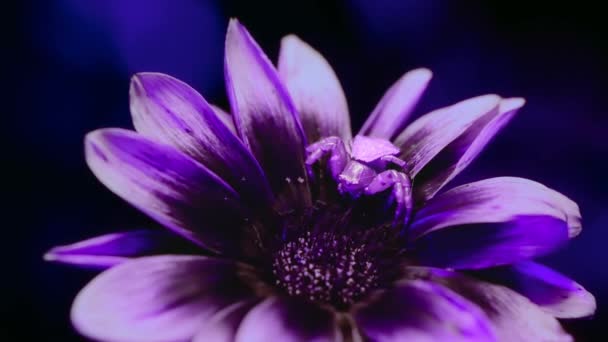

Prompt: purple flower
[46,19,594,342]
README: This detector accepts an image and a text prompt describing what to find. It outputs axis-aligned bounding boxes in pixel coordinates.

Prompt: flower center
[271,229,398,309]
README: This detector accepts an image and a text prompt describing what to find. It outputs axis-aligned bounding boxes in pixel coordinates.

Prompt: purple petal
[412,98,524,202]
[403,267,573,341]
[71,256,257,342]
[354,279,496,341]
[359,68,432,140]
[224,19,311,210]
[85,128,249,254]
[130,73,273,208]
[210,104,237,134]
[193,300,257,342]
[412,215,568,270]
[278,34,352,143]
[394,94,500,180]
[44,230,198,269]
[410,177,577,269]
[473,261,596,318]
[411,177,580,240]
[234,297,339,342]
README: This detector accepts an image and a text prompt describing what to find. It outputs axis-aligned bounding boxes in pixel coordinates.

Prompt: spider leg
[305,136,349,179]
[380,155,407,169]
[364,170,413,227]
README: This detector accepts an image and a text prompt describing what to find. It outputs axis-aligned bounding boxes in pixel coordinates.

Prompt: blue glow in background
[9,0,607,340]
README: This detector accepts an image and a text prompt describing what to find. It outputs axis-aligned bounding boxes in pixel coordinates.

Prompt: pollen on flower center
[272,230,390,309]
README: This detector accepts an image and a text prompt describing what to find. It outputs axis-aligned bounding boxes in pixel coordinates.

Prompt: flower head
[46,19,594,342]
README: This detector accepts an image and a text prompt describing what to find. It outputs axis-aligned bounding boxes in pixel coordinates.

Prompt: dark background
[9,0,607,340]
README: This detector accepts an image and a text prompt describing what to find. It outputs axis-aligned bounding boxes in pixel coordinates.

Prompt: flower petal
[85,128,249,254]
[411,177,580,240]
[278,34,352,143]
[412,215,568,270]
[403,267,573,342]
[412,98,524,202]
[359,68,432,140]
[235,297,339,342]
[71,256,257,342]
[130,72,273,208]
[473,261,596,318]
[225,19,311,210]
[410,177,577,269]
[44,230,198,269]
[192,300,257,342]
[210,104,237,134]
[353,279,496,341]
[394,94,500,180]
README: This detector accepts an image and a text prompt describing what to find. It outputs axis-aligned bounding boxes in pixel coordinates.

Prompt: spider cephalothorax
[306,135,413,226]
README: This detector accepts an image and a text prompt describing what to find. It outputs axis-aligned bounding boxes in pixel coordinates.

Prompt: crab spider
[306,135,413,226]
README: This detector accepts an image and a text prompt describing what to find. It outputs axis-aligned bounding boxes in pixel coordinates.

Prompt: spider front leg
[380,155,406,168]
[364,170,413,227]
[305,136,349,180]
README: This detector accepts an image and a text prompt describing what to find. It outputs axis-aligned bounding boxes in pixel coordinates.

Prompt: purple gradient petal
[411,177,581,240]
[412,215,568,269]
[473,261,596,318]
[403,267,573,341]
[394,94,500,179]
[234,297,339,342]
[210,104,237,134]
[130,72,273,208]
[278,35,352,143]
[224,19,311,210]
[85,128,249,254]
[192,300,257,342]
[359,68,432,140]
[412,97,525,202]
[71,256,257,342]
[44,229,198,269]
[354,279,496,341]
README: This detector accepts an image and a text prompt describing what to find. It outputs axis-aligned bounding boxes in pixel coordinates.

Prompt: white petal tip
[410,67,433,80]
[43,251,58,262]
[281,34,302,45]
[130,72,165,84]
[84,129,113,151]
[501,97,526,111]
[278,34,326,75]
[84,130,102,149]
[227,18,245,36]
